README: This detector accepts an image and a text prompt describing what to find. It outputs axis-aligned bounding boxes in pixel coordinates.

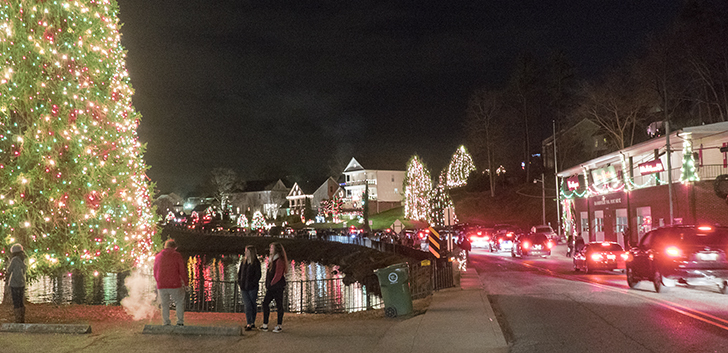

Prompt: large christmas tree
[404,155,432,222]
[446,145,476,188]
[0,0,157,278]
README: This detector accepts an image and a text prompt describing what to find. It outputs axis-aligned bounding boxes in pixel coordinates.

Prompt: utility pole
[553,120,561,238]
[666,120,674,225]
[541,173,546,225]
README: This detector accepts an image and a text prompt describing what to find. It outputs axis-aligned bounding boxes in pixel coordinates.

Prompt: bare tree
[506,53,542,183]
[203,168,245,212]
[465,89,505,196]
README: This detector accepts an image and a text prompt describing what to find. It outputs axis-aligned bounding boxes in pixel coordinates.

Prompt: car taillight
[591,253,604,262]
[485,236,490,241]
[620,253,629,261]
[546,241,554,249]
[522,241,530,249]
[477,231,482,236]
[665,246,683,258]
[698,225,713,231]
[498,238,504,243]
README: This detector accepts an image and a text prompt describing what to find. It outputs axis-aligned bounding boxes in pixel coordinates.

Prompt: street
[471,244,728,353]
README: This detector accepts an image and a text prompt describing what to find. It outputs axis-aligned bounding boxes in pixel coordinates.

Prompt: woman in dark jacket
[261,242,288,333]
[238,245,262,331]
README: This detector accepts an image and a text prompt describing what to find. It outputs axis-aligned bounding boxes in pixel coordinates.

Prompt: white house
[286,177,340,216]
[341,157,405,214]
[229,179,290,219]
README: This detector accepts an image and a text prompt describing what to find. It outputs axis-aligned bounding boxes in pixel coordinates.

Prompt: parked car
[466,227,493,249]
[511,233,553,258]
[625,225,728,293]
[573,241,627,273]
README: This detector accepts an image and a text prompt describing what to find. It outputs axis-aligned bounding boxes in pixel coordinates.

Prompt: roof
[343,156,407,173]
[557,121,728,177]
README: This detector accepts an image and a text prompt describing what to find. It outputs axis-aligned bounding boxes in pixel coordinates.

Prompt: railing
[185,276,383,314]
[630,164,727,187]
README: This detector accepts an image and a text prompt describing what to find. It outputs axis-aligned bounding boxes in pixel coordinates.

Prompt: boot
[14,308,24,323]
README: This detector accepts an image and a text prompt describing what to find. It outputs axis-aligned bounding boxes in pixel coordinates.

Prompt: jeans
[262,285,285,325]
[158,287,186,325]
[241,288,258,325]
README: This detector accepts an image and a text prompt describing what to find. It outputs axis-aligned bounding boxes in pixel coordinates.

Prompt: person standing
[154,239,189,326]
[6,244,27,323]
[238,245,262,331]
[460,236,472,264]
[261,242,288,333]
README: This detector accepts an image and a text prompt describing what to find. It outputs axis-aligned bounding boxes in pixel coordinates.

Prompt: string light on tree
[251,211,266,230]
[446,145,476,188]
[237,214,248,228]
[430,171,457,227]
[404,155,432,222]
[0,0,157,278]
[680,140,699,183]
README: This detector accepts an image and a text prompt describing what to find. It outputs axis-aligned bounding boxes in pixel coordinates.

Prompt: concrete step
[0,323,91,334]
[142,324,242,336]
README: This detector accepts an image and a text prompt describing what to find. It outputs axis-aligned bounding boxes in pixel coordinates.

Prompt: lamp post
[534,173,546,225]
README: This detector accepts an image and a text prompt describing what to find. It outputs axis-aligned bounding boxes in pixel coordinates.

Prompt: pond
[2,254,383,314]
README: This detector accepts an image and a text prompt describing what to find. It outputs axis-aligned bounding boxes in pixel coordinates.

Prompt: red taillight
[477,231,482,236]
[591,253,604,262]
[498,238,504,243]
[620,253,629,261]
[546,241,554,249]
[522,241,530,249]
[485,236,490,241]
[698,226,713,231]
[665,246,683,258]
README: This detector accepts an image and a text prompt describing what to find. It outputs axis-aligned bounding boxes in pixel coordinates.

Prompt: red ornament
[51,104,59,117]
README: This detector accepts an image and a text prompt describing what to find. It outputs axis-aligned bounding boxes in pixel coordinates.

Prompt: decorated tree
[251,211,266,230]
[237,214,249,228]
[446,145,476,188]
[431,171,457,227]
[680,140,699,183]
[404,155,432,222]
[0,0,157,278]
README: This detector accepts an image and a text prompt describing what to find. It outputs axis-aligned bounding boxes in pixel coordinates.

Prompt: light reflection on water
[2,254,382,313]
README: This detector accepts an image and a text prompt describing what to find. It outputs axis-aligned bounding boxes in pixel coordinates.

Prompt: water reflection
[2,254,382,313]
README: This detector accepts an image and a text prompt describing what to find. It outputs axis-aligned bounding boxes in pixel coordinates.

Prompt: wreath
[713,174,728,200]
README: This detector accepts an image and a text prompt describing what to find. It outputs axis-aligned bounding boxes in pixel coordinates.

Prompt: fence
[185,275,383,314]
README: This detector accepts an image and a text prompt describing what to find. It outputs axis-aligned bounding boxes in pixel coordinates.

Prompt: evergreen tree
[404,155,432,222]
[0,0,156,277]
[447,145,476,188]
[251,211,266,229]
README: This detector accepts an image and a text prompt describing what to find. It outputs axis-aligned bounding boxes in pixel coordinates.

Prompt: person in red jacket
[154,239,189,326]
[261,242,288,333]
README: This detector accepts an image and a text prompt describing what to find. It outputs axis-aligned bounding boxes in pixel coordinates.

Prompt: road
[471,244,728,353]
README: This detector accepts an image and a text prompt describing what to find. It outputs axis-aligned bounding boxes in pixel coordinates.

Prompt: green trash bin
[374,262,413,317]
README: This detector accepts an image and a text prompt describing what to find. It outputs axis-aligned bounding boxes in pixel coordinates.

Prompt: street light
[534,173,546,225]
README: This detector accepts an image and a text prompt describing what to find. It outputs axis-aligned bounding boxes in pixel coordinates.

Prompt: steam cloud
[120,270,157,321]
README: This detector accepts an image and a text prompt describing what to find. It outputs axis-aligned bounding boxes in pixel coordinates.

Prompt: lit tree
[680,140,699,183]
[404,155,432,222]
[0,0,157,278]
[446,145,476,188]
[431,171,457,227]
[237,214,249,228]
[251,211,266,230]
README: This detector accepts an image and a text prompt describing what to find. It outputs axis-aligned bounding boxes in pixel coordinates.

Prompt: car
[511,233,553,258]
[490,225,520,252]
[625,225,728,293]
[467,228,493,249]
[573,241,627,273]
[531,225,563,244]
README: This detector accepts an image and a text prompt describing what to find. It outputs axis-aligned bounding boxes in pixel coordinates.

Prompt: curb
[0,323,91,334]
[142,324,242,336]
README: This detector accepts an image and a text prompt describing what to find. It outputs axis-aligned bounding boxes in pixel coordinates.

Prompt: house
[286,177,340,217]
[341,157,405,215]
[229,179,290,219]
[557,121,728,249]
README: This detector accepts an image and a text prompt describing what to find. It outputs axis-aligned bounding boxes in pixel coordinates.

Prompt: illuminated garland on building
[404,155,432,222]
[680,140,699,183]
[251,211,266,230]
[0,0,157,278]
[446,145,475,188]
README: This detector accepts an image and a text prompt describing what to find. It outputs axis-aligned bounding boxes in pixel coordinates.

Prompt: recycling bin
[374,263,413,317]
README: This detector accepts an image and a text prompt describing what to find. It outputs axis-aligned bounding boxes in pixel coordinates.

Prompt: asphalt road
[471,244,728,353]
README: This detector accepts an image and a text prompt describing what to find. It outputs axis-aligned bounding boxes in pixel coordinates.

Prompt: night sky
[116,0,683,195]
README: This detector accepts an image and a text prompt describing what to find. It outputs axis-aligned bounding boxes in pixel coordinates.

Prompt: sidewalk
[0,266,509,353]
[374,266,509,353]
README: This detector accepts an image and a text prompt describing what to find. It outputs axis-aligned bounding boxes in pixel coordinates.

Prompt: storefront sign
[593,195,622,206]
[638,160,664,175]
[567,175,580,190]
[591,165,617,185]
